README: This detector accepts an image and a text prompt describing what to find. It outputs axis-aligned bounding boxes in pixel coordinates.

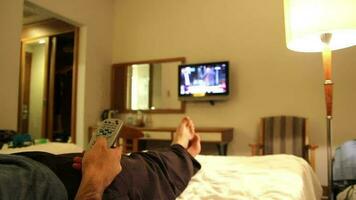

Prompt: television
[178,61,229,101]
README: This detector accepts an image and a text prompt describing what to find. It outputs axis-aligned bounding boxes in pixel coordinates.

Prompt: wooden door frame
[70,28,80,143]
[46,37,56,141]
[17,50,33,133]
[20,19,79,142]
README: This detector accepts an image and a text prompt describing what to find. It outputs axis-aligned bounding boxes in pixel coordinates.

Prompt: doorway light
[38,39,46,44]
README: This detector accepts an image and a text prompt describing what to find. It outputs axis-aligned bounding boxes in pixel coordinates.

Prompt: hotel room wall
[112,0,356,185]
[0,0,23,130]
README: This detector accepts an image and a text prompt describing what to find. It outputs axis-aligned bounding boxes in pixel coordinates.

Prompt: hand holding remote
[75,137,122,199]
[87,118,124,150]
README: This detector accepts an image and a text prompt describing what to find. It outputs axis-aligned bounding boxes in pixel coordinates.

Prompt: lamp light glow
[38,39,46,44]
[283,1,356,199]
[284,0,356,52]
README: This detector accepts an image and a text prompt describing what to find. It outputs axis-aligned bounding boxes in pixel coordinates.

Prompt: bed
[179,154,322,200]
[0,142,83,155]
[0,143,322,200]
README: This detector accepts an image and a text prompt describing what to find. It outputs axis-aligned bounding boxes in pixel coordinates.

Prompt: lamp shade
[284,0,356,52]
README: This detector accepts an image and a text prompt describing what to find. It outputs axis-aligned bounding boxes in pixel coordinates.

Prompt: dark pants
[16,144,201,200]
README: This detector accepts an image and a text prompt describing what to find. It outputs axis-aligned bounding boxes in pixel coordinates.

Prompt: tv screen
[178,61,229,101]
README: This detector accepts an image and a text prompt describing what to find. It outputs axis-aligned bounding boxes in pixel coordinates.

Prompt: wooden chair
[119,125,144,154]
[249,116,318,170]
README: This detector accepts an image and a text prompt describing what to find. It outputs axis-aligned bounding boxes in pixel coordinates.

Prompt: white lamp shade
[284,0,356,52]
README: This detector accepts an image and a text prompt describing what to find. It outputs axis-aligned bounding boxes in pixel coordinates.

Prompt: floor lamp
[283,0,356,199]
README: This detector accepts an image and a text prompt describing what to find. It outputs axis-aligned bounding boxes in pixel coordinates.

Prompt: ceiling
[23,1,53,25]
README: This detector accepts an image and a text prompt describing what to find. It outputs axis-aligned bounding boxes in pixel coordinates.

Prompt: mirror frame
[111,57,186,113]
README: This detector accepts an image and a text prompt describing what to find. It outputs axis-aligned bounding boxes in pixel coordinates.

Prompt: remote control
[88,118,124,149]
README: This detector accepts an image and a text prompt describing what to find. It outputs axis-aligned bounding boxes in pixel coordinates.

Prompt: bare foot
[187,134,201,157]
[172,117,201,157]
[172,116,195,148]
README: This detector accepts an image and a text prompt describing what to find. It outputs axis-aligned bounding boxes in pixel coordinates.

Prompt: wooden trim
[322,185,329,199]
[305,118,318,171]
[40,38,51,139]
[261,118,265,155]
[70,28,80,143]
[17,42,25,132]
[113,57,186,66]
[306,144,318,171]
[248,118,264,156]
[249,144,262,155]
[220,128,234,142]
[111,64,127,111]
[46,37,56,140]
[138,127,233,142]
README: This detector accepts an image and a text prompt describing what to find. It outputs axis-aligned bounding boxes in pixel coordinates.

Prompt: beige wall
[112,0,356,185]
[0,0,23,130]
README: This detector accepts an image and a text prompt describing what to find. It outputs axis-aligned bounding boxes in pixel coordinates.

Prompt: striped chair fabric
[262,116,307,159]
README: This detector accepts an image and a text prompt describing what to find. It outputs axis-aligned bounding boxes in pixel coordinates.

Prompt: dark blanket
[0,154,67,200]
[15,144,201,200]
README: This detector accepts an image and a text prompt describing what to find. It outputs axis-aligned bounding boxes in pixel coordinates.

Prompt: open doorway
[18,1,78,143]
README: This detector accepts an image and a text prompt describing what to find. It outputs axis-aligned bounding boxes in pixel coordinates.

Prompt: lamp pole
[283,1,356,199]
[321,33,334,200]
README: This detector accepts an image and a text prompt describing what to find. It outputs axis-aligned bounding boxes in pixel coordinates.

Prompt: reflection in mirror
[112,57,186,113]
[127,64,150,110]
[19,38,49,139]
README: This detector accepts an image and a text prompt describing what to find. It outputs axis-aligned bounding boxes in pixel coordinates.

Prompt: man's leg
[105,116,201,200]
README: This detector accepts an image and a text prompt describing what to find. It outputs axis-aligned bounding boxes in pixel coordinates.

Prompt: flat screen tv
[178,61,229,101]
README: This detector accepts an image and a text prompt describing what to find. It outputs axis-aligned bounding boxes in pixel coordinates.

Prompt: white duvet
[178,154,322,200]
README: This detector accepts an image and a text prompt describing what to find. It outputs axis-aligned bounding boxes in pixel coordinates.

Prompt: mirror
[19,37,50,139]
[111,57,186,113]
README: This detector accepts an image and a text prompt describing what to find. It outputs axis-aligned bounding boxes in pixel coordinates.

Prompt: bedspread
[178,154,322,200]
[0,143,322,200]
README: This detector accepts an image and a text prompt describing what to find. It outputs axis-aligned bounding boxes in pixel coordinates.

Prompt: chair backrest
[119,125,144,153]
[262,116,306,158]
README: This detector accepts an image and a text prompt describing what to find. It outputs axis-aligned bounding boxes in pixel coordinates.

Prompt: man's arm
[75,137,122,200]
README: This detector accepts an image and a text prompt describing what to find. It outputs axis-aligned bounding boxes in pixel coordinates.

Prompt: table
[139,127,233,155]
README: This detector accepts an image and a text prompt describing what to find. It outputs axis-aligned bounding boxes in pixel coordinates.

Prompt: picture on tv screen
[178,61,229,99]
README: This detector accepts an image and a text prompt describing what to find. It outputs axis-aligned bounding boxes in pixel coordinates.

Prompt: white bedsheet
[0,142,83,155]
[178,154,322,200]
